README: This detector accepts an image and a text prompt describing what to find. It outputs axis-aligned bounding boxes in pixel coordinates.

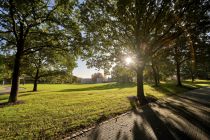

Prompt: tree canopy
[80,0,210,104]
[0,0,82,102]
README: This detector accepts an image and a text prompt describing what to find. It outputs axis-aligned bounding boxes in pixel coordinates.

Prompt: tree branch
[9,0,18,41]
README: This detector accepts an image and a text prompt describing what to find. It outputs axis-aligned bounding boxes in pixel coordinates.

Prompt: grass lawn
[0,80,209,139]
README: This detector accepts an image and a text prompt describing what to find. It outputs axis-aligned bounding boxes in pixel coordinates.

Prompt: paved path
[0,87,26,95]
[73,87,210,140]
[0,87,10,95]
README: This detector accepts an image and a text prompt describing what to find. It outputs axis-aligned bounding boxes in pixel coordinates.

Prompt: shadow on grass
[0,100,25,108]
[85,89,210,140]
[59,82,136,92]
[127,95,158,112]
[183,80,210,88]
[152,83,196,96]
[131,88,210,140]
[0,96,9,102]
[0,91,34,103]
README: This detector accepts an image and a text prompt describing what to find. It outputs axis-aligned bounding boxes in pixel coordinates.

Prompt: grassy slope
[0,80,209,139]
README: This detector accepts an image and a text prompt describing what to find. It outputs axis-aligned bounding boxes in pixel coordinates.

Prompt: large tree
[111,64,136,83]
[91,72,104,83]
[22,49,76,91]
[0,54,13,84]
[0,0,81,102]
[169,36,190,86]
[81,0,204,104]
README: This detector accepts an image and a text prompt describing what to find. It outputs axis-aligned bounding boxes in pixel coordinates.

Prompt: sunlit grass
[0,80,209,139]
[183,79,210,87]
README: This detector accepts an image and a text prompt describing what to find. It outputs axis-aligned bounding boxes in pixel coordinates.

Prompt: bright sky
[72,0,103,78]
[73,59,104,78]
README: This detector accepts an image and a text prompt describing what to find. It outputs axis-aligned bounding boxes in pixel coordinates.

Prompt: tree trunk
[191,73,195,83]
[151,63,159,86]
[176,62,182,86]
[8,50,22,103]
[33,69,39,92]
[156,66,160,84]
[137,67,147,105]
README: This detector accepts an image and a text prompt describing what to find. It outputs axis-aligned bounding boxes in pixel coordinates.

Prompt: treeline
[80,0,210,104]
[0,0,209,104]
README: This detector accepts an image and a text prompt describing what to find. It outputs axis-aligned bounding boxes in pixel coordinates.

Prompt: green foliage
[80,0,209,82]
[91,72,104,83]
[22,48,77,85]
[0,0,83,101]
[111,64,136,83]
[0,54,13,81]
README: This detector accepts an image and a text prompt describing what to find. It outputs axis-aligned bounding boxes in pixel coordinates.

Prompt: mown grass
[0,80,209,139]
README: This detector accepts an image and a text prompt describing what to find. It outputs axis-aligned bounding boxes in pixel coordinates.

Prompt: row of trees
[0,0,84,102]
[0,50,77,87]
[0,0,209,105]
[81,0,210,104]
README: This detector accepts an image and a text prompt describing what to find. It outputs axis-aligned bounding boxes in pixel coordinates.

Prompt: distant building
[103,77,113,83]
[80,78,93,84]
[80,77,113,84]
[96,78,103,83]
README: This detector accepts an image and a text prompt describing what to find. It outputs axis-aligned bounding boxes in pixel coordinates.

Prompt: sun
[125,57,133,64]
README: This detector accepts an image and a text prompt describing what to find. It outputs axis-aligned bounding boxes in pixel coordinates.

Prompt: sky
[72,59,104,78]
[72,0,103,78]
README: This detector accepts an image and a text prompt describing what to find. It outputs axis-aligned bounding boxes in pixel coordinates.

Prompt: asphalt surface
[71,87,210,140]
[0,87,10,95]
[0,87,26,95]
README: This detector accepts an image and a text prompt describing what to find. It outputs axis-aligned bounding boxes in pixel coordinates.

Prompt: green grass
[183,79,210,87]
[0,80,209,139]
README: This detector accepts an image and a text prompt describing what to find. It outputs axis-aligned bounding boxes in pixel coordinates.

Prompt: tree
[0,54,4,82]
[0,0,81,102]
[72,76,79,83]
[111,64,136,83]
[168,36,190,86]
[0,55,5,83]
[80,0,203,104]
[22,48,76,91]
[0,54,13,84]
[91,72,104,83]
[151,58,160,86]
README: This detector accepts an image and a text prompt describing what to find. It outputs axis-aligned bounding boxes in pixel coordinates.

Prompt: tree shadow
[0,91,32,99]
[126,96,175,140]
[183,80,210,88]
[132,105,176,140]
[79,89,210,140]
[59,83,136,92]
[86,127,101,140]
[0,91,35,104]
[0,96,9,102]
[157,101,210,134]
[0,100,25,108]
[155,99,210,139]
[126,91,210,140]
[127,95,158,112]
[176,88,210,105]
[152,83,196,96]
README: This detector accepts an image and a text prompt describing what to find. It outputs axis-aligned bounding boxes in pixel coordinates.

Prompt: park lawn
[183,79,210,87]
[0,80,209,139]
